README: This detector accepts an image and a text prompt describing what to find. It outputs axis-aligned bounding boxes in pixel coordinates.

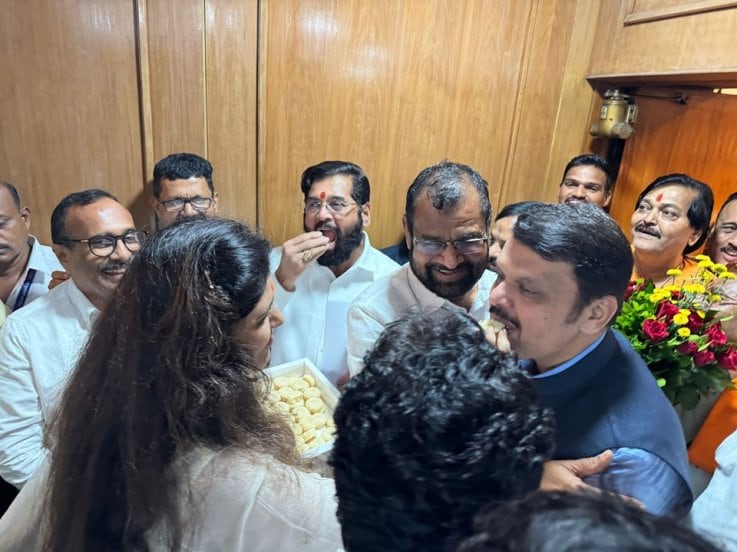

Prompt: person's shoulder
[28,237,63,272]
[352,265,408,306]
[363,244,400,273]
[4,281,69,327]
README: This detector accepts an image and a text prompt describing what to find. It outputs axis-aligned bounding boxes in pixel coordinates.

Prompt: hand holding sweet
[275,232,330,291]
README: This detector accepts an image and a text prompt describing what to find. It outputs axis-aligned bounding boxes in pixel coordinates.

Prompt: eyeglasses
[64,230,147,258]
[158,196,214,213]
[412,236,489,256]
[303,198,358,216]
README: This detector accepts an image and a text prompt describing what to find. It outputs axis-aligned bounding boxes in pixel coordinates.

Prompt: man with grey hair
[346,161,496,375]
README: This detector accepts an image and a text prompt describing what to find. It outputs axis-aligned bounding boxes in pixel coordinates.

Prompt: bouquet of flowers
[614,255,737,410]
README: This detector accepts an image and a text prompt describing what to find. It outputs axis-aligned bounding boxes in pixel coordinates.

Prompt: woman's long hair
[43,217,296,551]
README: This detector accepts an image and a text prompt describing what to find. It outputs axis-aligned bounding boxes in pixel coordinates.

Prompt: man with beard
[557,154,613,209]
[0,189,142,487]
[486,203,691,517]
[347,161,496,376]
[268,161,398,384]
[631,174,713,287]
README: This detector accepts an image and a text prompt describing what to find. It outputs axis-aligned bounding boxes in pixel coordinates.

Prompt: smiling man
[631,174,713,287]
[347,161,495,376]
[0,189,142,487]
[557,154,613,209]
[487,202,691,517]
[706,192,737,269]
[268,161,398,384]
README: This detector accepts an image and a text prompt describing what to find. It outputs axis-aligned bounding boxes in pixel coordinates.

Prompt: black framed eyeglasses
[64,230,147,258]
[303,198,358,216]
[158,196,214,213]
[412,236,489,256]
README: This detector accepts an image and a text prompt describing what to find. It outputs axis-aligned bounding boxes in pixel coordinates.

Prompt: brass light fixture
[590,89,638,139]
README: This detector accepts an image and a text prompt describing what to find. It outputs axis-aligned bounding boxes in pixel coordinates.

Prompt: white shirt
[346,264,496,375]
[5,236,62,312]
[0,448,343,551]
[691,430,737,550]
[0,279,97,487]
[269,233,398,384]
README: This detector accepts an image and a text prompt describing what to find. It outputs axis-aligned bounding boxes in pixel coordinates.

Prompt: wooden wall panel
[503,0,601,206]
[608,89,737,235]
[142,0,207,165]
[0,0,145,244]
[589,0,737,78]
[259,0,542,248]
[205,0,259,225]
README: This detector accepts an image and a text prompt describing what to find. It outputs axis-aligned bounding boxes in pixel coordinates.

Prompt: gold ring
[301,249,313,263]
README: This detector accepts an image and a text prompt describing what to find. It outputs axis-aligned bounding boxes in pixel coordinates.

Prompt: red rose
[656,301,680,321]
[694,349,716,366]
[671,290,680,300]
[687,312,704,332]
[642,319,669,343]
[706,323,728,347]
[677,341,698,355]
[718,346,737,371]
[624,282,636,301]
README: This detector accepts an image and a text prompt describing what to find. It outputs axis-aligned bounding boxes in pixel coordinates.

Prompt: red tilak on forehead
[656,193,663,202]
[320,191,326,200]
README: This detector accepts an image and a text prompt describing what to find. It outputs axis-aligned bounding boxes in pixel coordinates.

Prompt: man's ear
[603,191,612,209]
[402,215,412,250]
[360,201,371,227]
[687,227,703,248]
[20,207,31,230]
[52,244,70,271]
[579,295,619,335]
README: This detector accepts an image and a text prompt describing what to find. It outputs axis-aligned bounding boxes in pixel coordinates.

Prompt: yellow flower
[677,327,691,338]
[713,263,729,273]
[666,268,683,277]
[697,260,714,270]
[678,309,690,316]
[695,254,711,262]
[701,270,715,283]
[697,310,706,319]
[673,313,689,326]
[664,285,681,294]
[709,294,722,302]
[722,271,736,280]
[683,283,706,294]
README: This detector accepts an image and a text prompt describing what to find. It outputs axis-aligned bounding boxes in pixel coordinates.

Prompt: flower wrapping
[614,255,737,410]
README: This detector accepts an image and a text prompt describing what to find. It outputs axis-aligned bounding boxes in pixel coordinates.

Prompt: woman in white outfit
[0,217,342,551]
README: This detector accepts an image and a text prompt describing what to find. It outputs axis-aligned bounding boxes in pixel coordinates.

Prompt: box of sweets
[264,358,340,457]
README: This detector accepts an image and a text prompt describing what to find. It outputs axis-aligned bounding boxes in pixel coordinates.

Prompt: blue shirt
[525,333,691,517]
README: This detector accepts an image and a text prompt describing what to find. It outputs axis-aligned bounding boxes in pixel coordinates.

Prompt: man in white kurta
[347,161,496,375]
[268,161,398,384]
[0,190,139,487]
[269,232,397,384]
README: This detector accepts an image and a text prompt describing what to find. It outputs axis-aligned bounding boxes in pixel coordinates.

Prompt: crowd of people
[0,152,734,550]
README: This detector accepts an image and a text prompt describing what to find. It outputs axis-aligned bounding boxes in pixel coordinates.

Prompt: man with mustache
[557,154,613,209]
[0,189,142,487]
[347,161,496,376]
[631,174,713,287]
[150,152,218,229]
[0,182,62,314]
[706,192,737,270]
[487,202,692,516]
[268,161,397,384]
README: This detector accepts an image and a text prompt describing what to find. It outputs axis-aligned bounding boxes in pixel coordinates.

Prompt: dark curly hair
[458,490,721,552]
[330,310,555,552]
[43,217,295,551]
